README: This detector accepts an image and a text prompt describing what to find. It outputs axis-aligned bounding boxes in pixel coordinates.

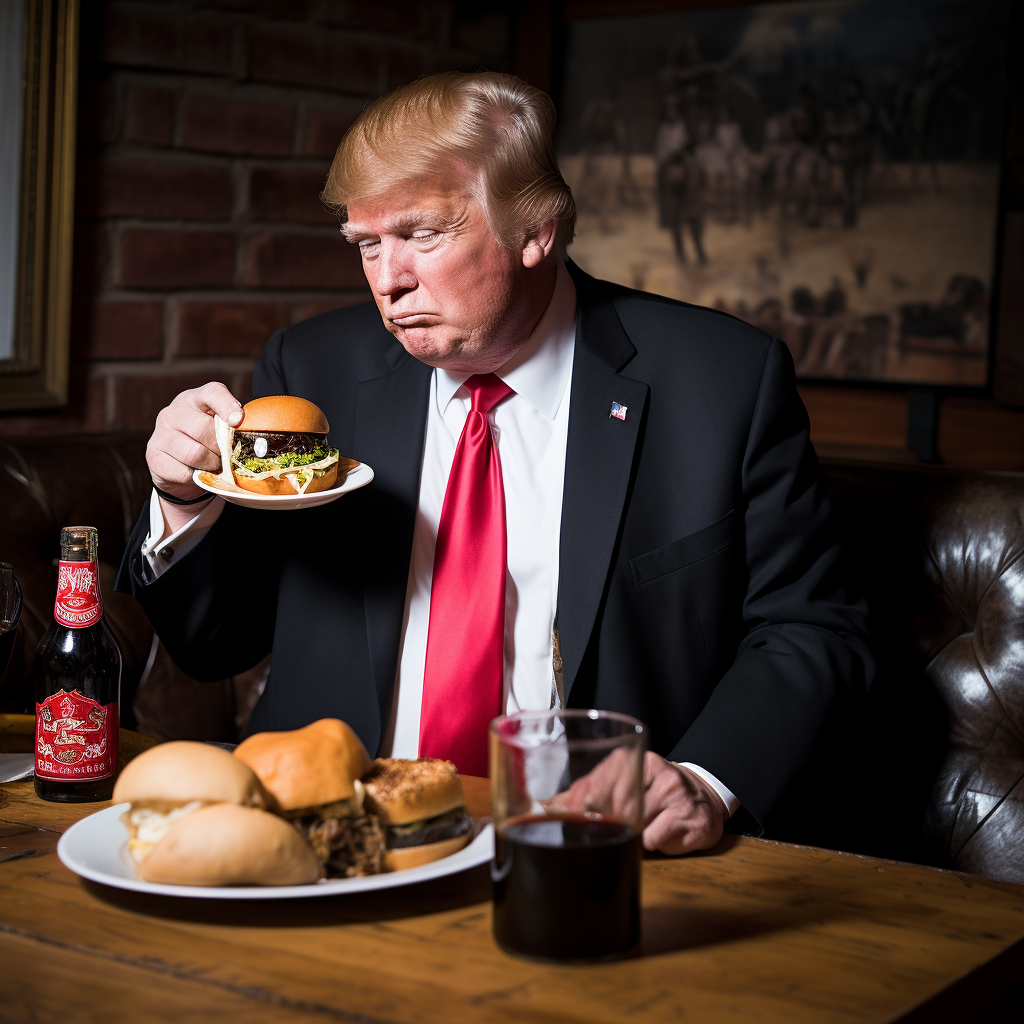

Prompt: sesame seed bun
[362,758,465,826]
[234,719,372,813]
[138,803,320,887]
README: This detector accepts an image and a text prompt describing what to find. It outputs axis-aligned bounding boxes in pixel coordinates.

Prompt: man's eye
[411,230,439,241]
[358,240,380,257]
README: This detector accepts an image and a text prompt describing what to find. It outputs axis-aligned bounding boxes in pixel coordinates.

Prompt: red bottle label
[54,560,103,628]
[35,689,118,781]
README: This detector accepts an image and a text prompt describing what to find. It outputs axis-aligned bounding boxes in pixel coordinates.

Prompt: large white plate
[191,460,373,511]
[57,804,493,900]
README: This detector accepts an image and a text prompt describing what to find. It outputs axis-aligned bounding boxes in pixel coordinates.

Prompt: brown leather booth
[0,433,267,744]
[1,433,1021,882]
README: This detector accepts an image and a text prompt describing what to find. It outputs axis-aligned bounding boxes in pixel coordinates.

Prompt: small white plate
[57,804,494,900]
[191,459,373,510]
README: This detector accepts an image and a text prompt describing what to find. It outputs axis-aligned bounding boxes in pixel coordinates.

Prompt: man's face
[344,184,532,373]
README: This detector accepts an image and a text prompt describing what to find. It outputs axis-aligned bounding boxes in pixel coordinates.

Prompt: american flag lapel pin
[609,401,627,421]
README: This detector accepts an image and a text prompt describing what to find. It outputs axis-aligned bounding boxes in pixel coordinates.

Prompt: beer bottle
[34,527,121,801]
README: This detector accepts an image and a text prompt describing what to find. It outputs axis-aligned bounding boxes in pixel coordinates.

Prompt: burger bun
[234,718,372,812]
[232,461,338,496]
[138,803,320,886]
[384,832,472,872]
[362,758,465,826]
[113,741,268,808]
[237,395,329,434]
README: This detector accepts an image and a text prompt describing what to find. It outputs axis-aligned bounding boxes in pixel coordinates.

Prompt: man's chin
[389,325,459,367]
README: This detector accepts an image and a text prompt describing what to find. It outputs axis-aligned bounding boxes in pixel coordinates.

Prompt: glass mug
[489,709,646,962]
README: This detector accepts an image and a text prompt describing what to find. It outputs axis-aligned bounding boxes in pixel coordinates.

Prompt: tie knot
[464,373,513,414]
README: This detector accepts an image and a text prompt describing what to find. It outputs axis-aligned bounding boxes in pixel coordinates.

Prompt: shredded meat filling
[293,813,386,878]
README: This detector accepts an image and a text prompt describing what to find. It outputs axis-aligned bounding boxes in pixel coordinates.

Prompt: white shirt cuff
[141,488,225,580]
[676,762,740,819]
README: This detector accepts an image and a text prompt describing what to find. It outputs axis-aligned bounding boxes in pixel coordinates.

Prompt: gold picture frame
[0,0,78,410]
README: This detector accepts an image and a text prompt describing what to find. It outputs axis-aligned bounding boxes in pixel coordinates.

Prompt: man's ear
[521,219,558,268]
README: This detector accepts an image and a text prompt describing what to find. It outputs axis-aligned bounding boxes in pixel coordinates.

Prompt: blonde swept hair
[322,72,576,255]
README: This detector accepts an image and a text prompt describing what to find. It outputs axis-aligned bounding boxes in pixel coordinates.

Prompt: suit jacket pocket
[629,510,735,587]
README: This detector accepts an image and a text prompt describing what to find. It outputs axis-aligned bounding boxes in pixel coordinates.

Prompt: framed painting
[557,0,1011,386]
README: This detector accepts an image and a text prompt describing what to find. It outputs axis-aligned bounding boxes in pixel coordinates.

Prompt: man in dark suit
[117,73,872,855]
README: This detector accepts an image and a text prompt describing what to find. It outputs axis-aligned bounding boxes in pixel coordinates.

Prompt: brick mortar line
[88,359,257,377]
[0,923,401,1024]
[104,219,342,235]
[85,290,368,301]
[92,67,387,111]
[98,3,480,55]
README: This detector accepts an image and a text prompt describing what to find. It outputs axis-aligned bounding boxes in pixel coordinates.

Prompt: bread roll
[234,719,372,812]
[362,758,465,825]
[113,741,267,808]
[138,803,320,886]
[384,832,472,872]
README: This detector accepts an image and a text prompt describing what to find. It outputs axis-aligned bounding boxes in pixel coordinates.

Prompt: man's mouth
[390,313,434,327]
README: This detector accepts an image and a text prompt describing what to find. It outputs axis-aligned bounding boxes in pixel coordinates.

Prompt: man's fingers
[550,747,641,816]
[146,446,199,489]
[643,749,664,787]
[154,430,223,474]
[183,381,244,426]
[642,805,717,855]
[639,756,726,855]
[169,404,223,461]
[642,762,696,828]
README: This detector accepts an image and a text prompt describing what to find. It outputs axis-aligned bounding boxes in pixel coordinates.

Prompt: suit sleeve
[668,338,874,827]
[114,332,290,681]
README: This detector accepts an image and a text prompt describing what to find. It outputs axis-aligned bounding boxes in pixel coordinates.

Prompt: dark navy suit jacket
[117,264,873,828]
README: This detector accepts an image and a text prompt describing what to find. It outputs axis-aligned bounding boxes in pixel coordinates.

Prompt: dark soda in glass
[491,813,641,961]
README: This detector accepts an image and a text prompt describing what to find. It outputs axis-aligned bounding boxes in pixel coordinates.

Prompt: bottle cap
[60,526,98,563]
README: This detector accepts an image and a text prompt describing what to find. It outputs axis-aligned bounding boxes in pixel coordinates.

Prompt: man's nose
[373,240,416,298]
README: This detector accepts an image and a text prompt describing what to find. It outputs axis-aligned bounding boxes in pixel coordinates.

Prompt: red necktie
[419,374,513,776]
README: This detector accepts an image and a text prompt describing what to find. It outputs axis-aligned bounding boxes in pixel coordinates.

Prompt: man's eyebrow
[341,210,450,241]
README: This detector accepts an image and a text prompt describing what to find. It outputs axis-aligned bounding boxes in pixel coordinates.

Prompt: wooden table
[1,776,1022,1024]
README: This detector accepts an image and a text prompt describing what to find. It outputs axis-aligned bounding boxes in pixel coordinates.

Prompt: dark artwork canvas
[558,0,1010,385]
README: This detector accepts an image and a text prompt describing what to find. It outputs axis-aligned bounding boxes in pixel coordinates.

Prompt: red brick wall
[4,0,1021,471]
[0,0,515,434]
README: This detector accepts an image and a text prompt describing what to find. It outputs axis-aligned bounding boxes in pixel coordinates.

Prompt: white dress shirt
[142,259,738,816]
[381,259,577,758]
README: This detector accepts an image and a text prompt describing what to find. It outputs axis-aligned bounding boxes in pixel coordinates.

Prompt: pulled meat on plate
[293,813,386,878]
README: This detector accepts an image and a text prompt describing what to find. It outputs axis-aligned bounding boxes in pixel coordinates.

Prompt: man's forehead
[344,189,472,234]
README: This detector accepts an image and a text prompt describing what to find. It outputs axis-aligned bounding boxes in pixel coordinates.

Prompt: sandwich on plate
[113,740,319,886]
[213,395,341,496]
[234,718,387,877]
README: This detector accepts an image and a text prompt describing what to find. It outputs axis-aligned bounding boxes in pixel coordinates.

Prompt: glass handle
[0,563,19,628]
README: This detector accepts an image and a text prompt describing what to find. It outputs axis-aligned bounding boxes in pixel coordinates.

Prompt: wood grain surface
[1,777,1022,1024]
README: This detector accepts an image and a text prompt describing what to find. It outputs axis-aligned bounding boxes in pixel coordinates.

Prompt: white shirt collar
[435,259,577,420]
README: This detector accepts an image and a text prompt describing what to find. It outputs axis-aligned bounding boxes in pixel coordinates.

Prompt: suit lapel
[354,348,433,733]
[558,270,649,701]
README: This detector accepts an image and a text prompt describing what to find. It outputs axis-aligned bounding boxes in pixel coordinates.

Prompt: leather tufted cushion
[816,461,1024,883]
[916,477,1024,882]
[0,433,261,741]
[2,435,1021,879]
[0,435,155,718]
